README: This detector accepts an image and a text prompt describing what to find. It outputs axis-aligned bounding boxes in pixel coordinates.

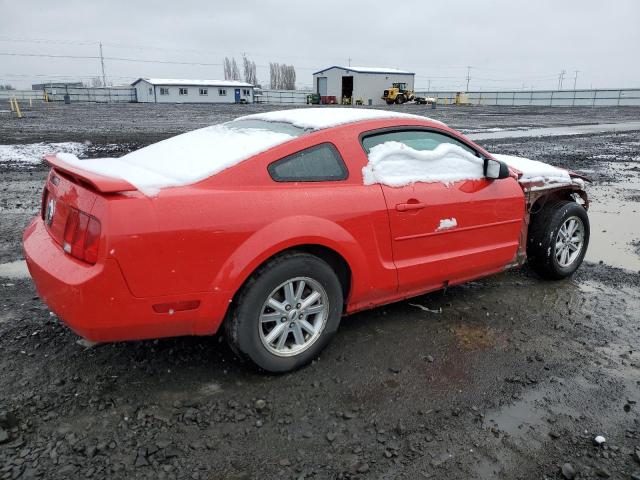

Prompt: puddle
[484,385,579,445]
[467,121,640,141]
[584,162,640,271]
[0,260,29,279]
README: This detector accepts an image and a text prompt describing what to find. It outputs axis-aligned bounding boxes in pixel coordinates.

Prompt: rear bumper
[23,218,230,342]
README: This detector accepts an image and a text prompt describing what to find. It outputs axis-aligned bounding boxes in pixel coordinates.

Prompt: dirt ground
[1,103,639,480]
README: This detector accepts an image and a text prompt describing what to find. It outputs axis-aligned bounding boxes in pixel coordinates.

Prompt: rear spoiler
[44,155,137,194]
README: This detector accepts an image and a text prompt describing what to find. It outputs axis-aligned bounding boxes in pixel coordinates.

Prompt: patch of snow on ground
[0,142,87,164]
[436,218,458,231]
[363,142,484,187]
[0,260,29,279]
[493,153,572,184]
[56,125,295,196]
[239,108,445,131]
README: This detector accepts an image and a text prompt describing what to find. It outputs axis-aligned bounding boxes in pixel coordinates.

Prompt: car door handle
[396,202,427,212]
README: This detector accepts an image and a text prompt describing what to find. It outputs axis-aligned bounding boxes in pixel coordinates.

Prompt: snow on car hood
[363,141,484,187]
[492,154,573,187]
[237,108,445,131]
[55,125,295,196]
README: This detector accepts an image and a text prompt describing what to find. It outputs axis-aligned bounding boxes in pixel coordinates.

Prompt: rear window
[268,143,348,182]
[226,119,307,138]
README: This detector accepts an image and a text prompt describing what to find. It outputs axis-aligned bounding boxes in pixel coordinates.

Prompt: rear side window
[362,130,477,155]
[268,143,348,182]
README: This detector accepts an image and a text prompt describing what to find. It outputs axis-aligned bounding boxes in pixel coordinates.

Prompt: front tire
[527,200,590,279]
[225,252,343,372]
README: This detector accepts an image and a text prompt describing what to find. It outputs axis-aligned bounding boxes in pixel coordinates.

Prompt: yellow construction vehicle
[382,83,415,105]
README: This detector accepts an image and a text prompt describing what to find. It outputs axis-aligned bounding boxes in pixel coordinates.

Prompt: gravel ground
[1,104,640,480]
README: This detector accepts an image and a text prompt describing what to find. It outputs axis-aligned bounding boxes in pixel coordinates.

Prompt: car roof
[234,108,446,132]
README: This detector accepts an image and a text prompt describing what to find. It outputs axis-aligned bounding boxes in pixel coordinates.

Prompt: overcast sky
[1,0,638,91]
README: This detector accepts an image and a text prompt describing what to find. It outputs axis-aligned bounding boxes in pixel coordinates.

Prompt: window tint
[362,130,477,155]
[269,143,348,182]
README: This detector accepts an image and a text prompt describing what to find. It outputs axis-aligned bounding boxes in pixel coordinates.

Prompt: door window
[362,130,477,155]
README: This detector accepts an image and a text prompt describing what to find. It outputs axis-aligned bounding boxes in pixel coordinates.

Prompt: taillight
[62,208,101,264]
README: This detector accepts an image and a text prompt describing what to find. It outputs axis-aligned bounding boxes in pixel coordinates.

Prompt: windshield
[226,119,308,137]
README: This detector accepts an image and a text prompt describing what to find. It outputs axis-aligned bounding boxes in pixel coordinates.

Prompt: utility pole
[558,70,566,90]
[99,42,106,87]
[348,57,352,67]
[573,70,579,90]
[465,66,471,91]
[427,79,431,92]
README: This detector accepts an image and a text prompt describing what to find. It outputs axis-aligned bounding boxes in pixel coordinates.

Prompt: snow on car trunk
[55,125,296,196]
[492,154,572,185]
[363,141,485,187]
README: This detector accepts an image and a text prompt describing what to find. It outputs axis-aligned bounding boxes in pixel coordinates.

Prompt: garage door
[317,77,327,96]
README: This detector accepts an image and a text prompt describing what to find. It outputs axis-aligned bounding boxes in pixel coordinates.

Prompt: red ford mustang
[23,108,590,372]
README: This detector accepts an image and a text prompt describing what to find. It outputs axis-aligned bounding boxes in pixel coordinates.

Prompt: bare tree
[224,57,242,81]
[243,55,257,86]
[224,57,233,81]
[0,84,15,90]
[231,58,241,81]
[90,77,103,88]
[269,63,296,90]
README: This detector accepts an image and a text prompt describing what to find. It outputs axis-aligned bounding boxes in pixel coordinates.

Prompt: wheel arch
[212,216,369,316]
[528,186,589,215]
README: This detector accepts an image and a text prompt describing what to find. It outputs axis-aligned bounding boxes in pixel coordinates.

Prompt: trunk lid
[44,154,136,194]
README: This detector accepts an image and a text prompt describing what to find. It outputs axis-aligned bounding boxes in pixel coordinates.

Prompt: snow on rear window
[237,108,445,131]
[492,154,571,184]
[363,141,484,187]
[55,125,295,196]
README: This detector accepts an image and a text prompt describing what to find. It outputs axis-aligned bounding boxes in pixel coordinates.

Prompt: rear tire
[386,99,394,105]
[225,252,343,373]
[527,200,590,279]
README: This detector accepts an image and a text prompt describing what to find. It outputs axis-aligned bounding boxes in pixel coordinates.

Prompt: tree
[243,55,257,86]
[90,77,103,88]
[0,84,15,90]
[269,63,296,90]
[223,57,241,81]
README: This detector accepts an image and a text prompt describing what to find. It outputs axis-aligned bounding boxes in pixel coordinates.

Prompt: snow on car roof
[237,108,444,131]
[133,78,253,87]
[53,109,445,196]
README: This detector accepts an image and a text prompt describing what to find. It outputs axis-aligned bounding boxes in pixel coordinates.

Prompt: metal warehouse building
[132,78,254,103]
[312,66,415,106]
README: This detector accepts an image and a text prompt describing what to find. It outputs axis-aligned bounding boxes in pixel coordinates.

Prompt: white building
[312,66,415,106]
[132,78,254,104]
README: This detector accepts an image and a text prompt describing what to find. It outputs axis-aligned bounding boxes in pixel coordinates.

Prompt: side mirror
[484,158,510,180]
